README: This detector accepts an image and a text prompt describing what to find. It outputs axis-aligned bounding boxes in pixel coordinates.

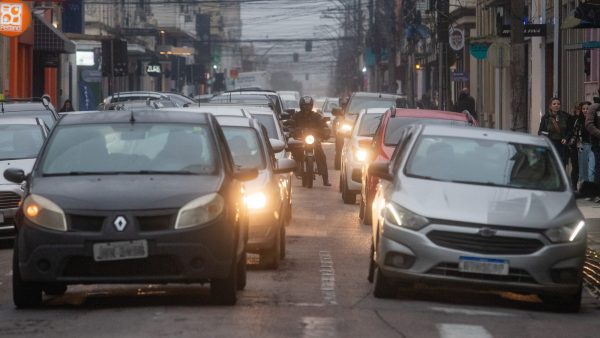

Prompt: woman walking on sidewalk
[577,102,594,190]
[538,97,570,167]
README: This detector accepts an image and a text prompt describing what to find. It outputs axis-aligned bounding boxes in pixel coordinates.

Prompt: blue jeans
[579,143,595,183]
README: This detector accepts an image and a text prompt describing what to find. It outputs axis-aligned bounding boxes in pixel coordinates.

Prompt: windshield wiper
[43,171,123,176]
[135,170,197,175]
[44,170,198,176]
[450,180,505,187]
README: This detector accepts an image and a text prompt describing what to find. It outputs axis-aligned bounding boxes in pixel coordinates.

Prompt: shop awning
[33,14,76,54]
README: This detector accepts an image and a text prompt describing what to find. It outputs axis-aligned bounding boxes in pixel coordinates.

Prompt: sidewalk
[577,199,600,252]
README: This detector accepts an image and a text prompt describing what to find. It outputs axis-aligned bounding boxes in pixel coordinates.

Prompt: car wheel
[210,256,238,305]
[373,266,396,299]
[342,175,356,204]
[43,284,67,296]
[262,228,281,269]
[236,251,247,291]
[540,282,582,313]
[305,157,314,188]
[368,241,375,283]
[280,226,286,259]
[13,243,43,308]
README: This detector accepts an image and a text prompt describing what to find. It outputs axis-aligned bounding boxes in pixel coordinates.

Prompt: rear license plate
[93,240,148,262]
[459,256,509,276]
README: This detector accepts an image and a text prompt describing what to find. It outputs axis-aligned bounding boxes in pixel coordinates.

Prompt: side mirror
[368,161,393,181]
[332,107,343,117]
[233,168,258,181]
[274,158,296,174]
[4,168,26,184]
[270,139,286,153]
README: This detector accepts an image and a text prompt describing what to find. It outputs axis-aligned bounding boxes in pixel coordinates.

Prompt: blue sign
[470,43,490,60]
[452,72,469,82]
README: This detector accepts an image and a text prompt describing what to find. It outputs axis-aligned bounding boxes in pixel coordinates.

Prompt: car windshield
[357,114,383,137]
[405,136,564,191]
[384,118,468,146]
[251,114,279,140]
[347,97,397,115]
[0,124,45,160]
[41,123,216,175]
[222,126,265,169]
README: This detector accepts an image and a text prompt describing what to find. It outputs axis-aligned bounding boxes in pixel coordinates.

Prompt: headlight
[384,202,429,230]
[355,149,368,162]
[340,124,352,133]
[244,192,267,210]
[175,193,225,229]
[305,135,315,145]
[22,194,67,231]
[544,220,586,243]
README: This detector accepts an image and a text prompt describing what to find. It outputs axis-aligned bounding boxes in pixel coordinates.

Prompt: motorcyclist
[291,96,332,186]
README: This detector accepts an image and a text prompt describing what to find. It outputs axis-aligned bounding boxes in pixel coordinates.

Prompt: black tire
[262,228,281,269]
[368,242,375,283]
[373,266,396,299]
[210,258,238,305]
[305,157,314,189]
[363,196,372,226]
[13,243,43,308]
[342,174,357,204]
[540,282,582,313]
[236,251,247,291]
[280,226,286,259]
[43,284,67,296]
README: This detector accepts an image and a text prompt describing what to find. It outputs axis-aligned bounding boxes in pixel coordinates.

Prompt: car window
[391,129,414,174]
[222,126,266,170]
[347,97,397,115]
[251,114,279,140]
[405,136,565,191]
[41,123,216,175]
[0,124,45,160]
[384,118,468,146]
[357,113,384,137]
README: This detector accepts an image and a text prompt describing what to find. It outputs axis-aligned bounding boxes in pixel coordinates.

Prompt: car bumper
[377,221,586,295]
[0,207,17,240]
[16,217,239,284]
[247,209,280,252]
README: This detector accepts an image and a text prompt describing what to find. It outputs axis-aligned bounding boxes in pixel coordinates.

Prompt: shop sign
[449,28,465,51]
[469,43,490,60]
[146,63,162,77]
[500,24,547,37]
[0,0,31,37]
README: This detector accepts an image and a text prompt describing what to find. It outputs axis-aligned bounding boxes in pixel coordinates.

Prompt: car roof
[386,108,470,121]
[421,124,548,146]
[170,106,250,117]
[0,117,44,125]
[351,92,406,99]
[215,116,256,128]
[243,106,276,115]
[0,101,55,112]
[57,110,211,125]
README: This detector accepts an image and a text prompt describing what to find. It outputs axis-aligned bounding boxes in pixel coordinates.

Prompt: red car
[359,108,477,225]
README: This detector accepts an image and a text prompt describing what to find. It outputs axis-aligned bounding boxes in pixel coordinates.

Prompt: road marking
[319,251,337,305]
[430,306,515,317]
[301,317,336,338]
[437,324,493,338]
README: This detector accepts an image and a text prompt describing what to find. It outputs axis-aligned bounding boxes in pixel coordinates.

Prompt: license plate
[459,256,509,276]
[93,240,148,262]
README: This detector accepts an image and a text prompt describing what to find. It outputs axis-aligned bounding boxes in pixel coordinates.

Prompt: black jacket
[291,110,330,140]
[538,110,569,141]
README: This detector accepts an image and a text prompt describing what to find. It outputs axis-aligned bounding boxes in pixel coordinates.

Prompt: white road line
[301,317,336,338]
[437,324,493,338]
[319,251,337,305]
[430,306,515,317]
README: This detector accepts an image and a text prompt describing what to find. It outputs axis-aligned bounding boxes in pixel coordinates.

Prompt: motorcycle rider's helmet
[299,96,314,112]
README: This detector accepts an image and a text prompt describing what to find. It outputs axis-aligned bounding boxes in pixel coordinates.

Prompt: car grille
[62,256,180,278]
[0,191,21,209]
[137,215,174,231]
[427,230,544,255]
[428,263,538,284]
[70,215,105,232]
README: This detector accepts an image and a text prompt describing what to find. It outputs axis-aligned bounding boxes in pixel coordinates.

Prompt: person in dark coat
[59,99,74,112]
[539,97,569,167]
[454,87,477,120]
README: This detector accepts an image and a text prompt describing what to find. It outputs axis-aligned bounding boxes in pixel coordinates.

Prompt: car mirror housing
[270,139,286,153]
[233,168,259,181]
[368,161,393,181]
[274,158,296,174]
[286,139,303,151]
[4,168,26,184]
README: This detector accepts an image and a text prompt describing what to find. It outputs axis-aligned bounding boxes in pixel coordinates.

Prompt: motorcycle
[288,128,321,189]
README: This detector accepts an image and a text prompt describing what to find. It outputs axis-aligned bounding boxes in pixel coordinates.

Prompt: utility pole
[510,0,528,131]
[388,0,397,94]
[438,0,450,111]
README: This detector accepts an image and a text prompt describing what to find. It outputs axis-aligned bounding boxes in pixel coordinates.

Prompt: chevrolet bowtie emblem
[478,227,497,238]
[114,216,127,231]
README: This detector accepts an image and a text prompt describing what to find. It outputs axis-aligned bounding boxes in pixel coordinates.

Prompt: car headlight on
[355,148,368,162]
[384,202,429,230]
[305,135,315,145]
[244,192,267,210]
[175,193,225,229]
[544,220,586,243]
[22,194,67,231]
[340,124,352,133]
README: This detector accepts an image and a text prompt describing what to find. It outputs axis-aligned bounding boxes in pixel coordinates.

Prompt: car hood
[393,179,582,229]
[0,158,36,185]
[30,175,223,210]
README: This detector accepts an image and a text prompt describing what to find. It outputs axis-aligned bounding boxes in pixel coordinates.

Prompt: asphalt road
[0,143,598,338]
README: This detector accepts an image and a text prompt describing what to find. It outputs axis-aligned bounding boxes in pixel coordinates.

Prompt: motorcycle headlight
[305,135,315,145]
[22,194,67,231]
[244,192,267,210]
[384,202,429,230]
[175,193,225,229]
[544,220,586,243]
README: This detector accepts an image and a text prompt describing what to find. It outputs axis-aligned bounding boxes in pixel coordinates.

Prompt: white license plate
[459,256,509,276]
[93,240,148,262]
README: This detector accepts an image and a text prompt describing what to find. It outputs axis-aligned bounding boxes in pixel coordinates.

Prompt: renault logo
[478,227,497,238]
[114,216,127,231]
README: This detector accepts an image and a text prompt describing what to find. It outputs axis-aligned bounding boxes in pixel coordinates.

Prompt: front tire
[373,266,396,299]
[305,157,314,188]
[363,196,372,226]
[236,251,247,291]
[540,282,582,313]
[342,174,356,204]
[263,228,281,269]
[210,257,238,305]
[13,243,43,308]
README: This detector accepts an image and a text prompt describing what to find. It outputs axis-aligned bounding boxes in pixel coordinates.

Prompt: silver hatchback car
[368,124,586,312]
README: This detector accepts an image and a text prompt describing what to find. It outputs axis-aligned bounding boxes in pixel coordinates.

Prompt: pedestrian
[538,97,569,167]
[577,101,595,194]
[565,104,584,189]
[417,93,433,109]
[586,98,600,186]
[59,99,74,112]
[454,87,477,121]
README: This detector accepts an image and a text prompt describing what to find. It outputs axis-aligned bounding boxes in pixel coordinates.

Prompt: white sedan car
[339,108,386,204]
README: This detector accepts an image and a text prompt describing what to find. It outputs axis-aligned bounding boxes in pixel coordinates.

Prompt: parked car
[216,116,296,268]
[0,117,50,240]
[5,110,257,307]
[359,108,476,226]
[0,97,59,129]
[339,108,386,204]
[368,124,586,312]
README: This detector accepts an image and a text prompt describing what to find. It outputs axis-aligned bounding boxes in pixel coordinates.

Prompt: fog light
[37,259,51,272]
[384,252,415,268]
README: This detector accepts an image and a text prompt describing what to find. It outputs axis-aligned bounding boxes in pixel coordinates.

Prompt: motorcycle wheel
[305,157,314,188]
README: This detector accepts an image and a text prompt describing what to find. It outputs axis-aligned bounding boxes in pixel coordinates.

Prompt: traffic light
[305,40,312,52]
[293,53,299,62]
